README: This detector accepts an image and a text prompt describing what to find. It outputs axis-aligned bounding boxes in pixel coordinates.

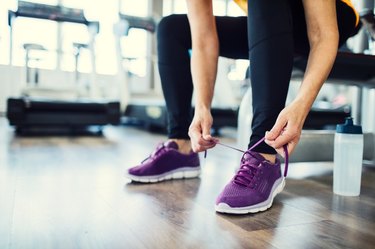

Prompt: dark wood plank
[249,220,375,249]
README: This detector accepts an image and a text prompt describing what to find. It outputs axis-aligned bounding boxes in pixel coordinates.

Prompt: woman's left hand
[188,108,219,152]
[265,100,309,157]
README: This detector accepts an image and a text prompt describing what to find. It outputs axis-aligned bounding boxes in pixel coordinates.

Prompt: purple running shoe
[215,150,287,214]
[126,141,200,183]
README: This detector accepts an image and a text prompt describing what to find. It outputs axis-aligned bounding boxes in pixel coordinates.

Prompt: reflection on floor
[0,117,374,249]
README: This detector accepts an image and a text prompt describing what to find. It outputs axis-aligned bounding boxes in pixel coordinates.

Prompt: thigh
[158,14,248,61]
[215,16,248,59]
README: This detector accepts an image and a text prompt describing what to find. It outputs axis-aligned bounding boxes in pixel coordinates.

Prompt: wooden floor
[0,117,374,249]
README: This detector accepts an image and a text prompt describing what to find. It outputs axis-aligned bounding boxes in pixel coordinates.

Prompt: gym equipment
[8,1,100,97]
[6,1,120,134]
[114,13,157,110]
[23,43,46,86]
[113,13,166,130]
[7,98,120,135]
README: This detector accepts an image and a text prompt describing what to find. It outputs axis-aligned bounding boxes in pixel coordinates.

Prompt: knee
[157,14,186,41]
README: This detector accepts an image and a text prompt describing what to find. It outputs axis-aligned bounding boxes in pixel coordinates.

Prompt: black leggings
[157,0,358,154]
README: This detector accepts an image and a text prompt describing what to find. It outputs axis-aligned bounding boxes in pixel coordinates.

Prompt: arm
[187,0,220,152]
[265,0,339,156]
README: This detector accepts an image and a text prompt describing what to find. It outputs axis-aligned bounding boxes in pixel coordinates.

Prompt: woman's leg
[157,15,193,140]
[247,0,359,155]
[247,0,294,154]
[157,14,248,141]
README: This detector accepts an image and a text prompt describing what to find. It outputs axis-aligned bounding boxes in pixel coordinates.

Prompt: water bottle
[333,117,364,196]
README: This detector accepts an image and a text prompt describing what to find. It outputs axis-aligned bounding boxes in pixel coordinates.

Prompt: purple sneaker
[126,141,200,183]
[215,150,287,214]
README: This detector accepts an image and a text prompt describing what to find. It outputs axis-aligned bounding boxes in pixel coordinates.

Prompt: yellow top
[233,0,247,13]
[233,0,359,27]
[341,0,359,26]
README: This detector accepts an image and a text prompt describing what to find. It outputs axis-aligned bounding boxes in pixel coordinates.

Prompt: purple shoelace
[214,137,289,177]
[141,142,167,163]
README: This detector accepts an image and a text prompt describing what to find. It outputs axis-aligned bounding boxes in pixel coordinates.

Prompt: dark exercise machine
[7,98,120,135]
[6,1,120,135]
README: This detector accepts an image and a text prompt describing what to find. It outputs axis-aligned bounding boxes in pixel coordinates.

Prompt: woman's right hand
[188,108,219,153]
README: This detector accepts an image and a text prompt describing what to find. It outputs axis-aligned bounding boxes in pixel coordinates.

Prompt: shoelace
[214,137,289,178]
[141,142,167,163]
[234,154,260,187]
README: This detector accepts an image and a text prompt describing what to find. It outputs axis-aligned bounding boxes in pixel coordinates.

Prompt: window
[163,0,242,16]
[0,0,246,76]
[119,0,149,17]
[60,0,120,75]
[118,0,150,78]
[11,18,58,69]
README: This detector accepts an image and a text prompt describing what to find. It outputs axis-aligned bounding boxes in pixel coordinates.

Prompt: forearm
[295,36,338,114]
[295,0,339,116]
[187,0,219,111]
[190,40,218,110]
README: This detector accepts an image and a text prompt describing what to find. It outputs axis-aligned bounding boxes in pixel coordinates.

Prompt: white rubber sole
[215,177,285,214]
[126,167,201,183]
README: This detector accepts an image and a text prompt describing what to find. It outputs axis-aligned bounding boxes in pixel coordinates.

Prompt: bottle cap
[336,117,362,134]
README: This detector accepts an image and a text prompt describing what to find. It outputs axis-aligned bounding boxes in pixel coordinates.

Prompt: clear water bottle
[333,117,364,196]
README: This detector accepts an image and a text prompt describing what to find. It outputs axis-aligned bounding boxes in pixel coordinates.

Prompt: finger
[274,142,290,158]
[189,129,215,152]
[191,138,216,152]
[188,126,202,144]
[196,133,218,151]
[275,147,285,158]
[266,117,287,140]
[202,134,219,144]
[202,123,211,138]
[198,136,216,147]
[266,130,294,149]
[286,142,296,155]
[273,137,298,158]
[201,123,219,144]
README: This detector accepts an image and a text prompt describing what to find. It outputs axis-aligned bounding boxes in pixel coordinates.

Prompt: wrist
[291,97,312,120]
[294,94,314,111]
[194,104,211,113]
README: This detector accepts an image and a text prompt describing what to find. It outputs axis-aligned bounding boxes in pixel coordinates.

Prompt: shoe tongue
[243,151,265,164]
[164,141,179,150]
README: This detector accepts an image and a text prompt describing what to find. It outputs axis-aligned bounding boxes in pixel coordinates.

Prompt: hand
[265,101,308,157]
[188,108,219,152]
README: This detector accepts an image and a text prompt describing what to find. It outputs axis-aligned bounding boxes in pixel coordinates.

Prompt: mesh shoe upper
[128,141,200,177]
[216,150,283,208]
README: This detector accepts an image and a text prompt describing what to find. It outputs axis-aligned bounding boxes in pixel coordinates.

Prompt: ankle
[259,153,276,164]
[170,139,192,154]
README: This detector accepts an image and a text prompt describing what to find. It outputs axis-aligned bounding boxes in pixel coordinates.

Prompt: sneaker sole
[215,177,285,214]
[126,167,201,183]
